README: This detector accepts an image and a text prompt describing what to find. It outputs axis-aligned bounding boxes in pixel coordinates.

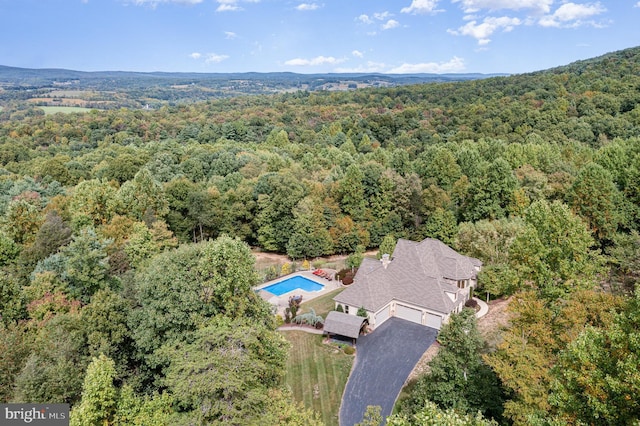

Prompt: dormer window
[457,280,466,289]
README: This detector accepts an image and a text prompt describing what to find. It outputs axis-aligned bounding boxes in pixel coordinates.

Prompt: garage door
[375,305,391,327]
[425,312,442,330]
[396,304,422,324]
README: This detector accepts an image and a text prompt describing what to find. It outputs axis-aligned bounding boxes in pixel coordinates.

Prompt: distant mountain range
[0,64,507,109]
[0,64,505,86]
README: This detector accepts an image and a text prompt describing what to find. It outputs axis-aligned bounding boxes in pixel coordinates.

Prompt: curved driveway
[339,317,438,425]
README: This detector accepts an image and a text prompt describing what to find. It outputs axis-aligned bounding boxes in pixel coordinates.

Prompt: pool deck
[256,270,341,315]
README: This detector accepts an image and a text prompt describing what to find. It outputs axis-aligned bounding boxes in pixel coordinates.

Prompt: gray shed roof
[323,311,367,339]
[334,238,481,315]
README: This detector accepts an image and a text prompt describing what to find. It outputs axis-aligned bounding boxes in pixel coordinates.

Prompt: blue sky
[1,0,639,74]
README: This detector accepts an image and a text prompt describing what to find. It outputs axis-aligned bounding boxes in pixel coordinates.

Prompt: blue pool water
[262,275,324,296]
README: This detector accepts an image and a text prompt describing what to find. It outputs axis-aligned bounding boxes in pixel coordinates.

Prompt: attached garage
[396,304,422,325]
[374,305,391,327]
[425,312,443,330]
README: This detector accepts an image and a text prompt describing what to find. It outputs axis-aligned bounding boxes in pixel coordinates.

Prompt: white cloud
[250,41,263,55]
[190,52,229,63]
[352,50,364,58]
[216,0,258,12]
[539,2,606,28]
[357,14,373,24]
[129,0,202,6]
[448,16,520,45]
[389,56,465,73]
[217,3,240,11]
[382,19,400,30]
[284,56,345,66]
[296,3,319,11]
[635,2,640,7]
[335,61,387,73]
[205,53,230,63]
[451,0,554,14]
[401,0,440,15]
[359,11,395,24]
[224,31,237,39]
[553,2,605,21]
[374,11,392,20]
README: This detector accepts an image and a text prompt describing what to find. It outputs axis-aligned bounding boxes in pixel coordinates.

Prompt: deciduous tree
[550,291,640,425]
[400,309,505,421]
[70,354,118,426]
[13,312,88,404]
[567,162,622,244]
[162,316,289,424]
[377,234,396,259]
[510,200,604,299]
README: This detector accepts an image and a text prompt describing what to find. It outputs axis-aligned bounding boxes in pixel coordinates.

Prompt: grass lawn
[282,287,351,426]
[282,331,353,426]
[303,288,344,317]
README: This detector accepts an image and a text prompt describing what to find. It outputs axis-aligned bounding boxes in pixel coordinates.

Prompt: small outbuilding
[323,311,368,340]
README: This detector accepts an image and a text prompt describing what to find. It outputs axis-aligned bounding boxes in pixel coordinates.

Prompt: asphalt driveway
[339,317,438,425]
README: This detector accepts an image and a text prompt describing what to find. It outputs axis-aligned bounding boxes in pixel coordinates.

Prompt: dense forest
[1,46,639,425]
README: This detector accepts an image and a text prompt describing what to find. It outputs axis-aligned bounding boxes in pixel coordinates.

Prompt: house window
[457,280,466,289]
[345,306,349,314]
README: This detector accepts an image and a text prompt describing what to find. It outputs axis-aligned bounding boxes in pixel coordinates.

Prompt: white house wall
[335,303,359,316]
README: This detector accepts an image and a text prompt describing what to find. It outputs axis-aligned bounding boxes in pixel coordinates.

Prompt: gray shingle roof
[323,311,367,339]
[334,238,481,315]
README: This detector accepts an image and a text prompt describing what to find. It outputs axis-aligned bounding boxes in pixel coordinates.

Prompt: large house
[333,238,482,330]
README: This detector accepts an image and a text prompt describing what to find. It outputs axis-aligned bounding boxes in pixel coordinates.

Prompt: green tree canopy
[510,199,604,299]
[13,312,88,404]
[389,400,498,426]
[567,162,622,244]
[70,354,118,426]
[162,316,289,425]
[399,309,505,421]
[376,233,396,260]
[130,235,271,379]
[550,290,640,425]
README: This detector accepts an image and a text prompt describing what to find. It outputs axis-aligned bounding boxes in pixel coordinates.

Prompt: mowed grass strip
[282,331,353,426]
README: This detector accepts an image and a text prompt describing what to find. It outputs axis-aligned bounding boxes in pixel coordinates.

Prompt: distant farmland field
[40,106,94,114]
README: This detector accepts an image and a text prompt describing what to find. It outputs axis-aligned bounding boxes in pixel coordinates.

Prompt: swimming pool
[262,275,325,296]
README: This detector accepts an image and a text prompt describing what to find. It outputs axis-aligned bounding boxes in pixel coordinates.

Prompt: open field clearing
[39,106,94,114]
